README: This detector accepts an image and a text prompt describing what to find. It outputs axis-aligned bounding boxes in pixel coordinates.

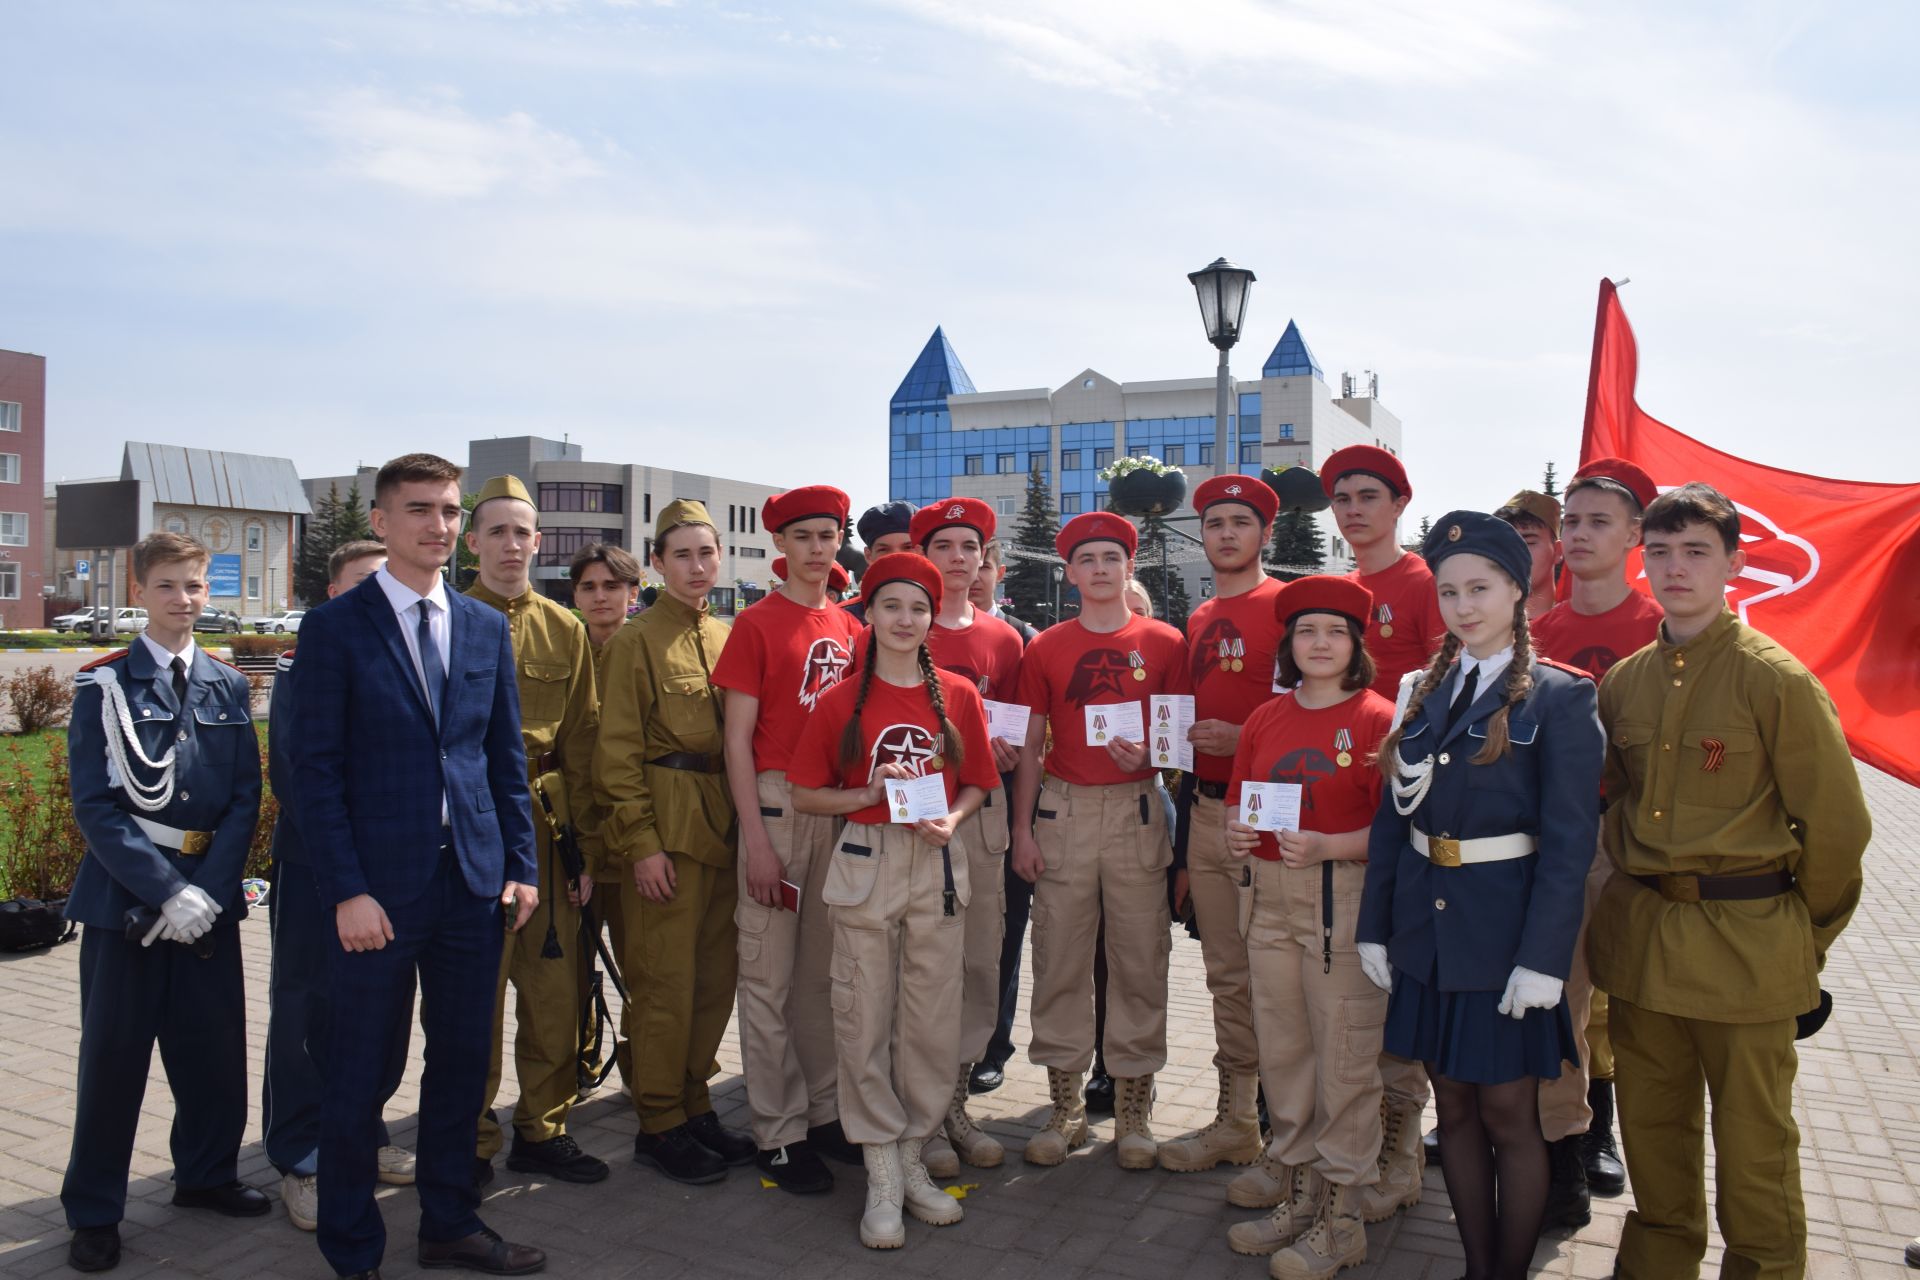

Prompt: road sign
[75,559,91,579]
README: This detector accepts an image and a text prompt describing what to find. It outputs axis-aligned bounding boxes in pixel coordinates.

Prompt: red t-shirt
[1185,577,1284,783]
[1015,614,1191,787]
[1350,554,1445,699]
[1228,689,1394,860]
[924,610,1025,702]
[787,670,999,825]
[1531,590,1663,681]
[710,590,863,773]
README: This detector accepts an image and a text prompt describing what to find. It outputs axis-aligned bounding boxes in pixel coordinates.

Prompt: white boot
[1022,1068,1090,1166]
[899,1137,964,1227]
[1112,1075,1159,1171]
[859,1143,906,1249]
[1159,1066,1263,1172]
[945,1066,1005,1168]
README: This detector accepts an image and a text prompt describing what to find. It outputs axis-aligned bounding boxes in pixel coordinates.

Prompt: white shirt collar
[139,629,198,672]
[1457,643,1515,695]
[375,566,449,616]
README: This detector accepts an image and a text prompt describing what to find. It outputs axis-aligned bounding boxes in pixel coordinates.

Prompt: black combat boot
[1540,1135,1591,1232]
[1581,1078,1627,1196]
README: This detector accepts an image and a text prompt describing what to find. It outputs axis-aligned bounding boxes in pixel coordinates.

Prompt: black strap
[941,846,956,918]
[1320,861,1334,975]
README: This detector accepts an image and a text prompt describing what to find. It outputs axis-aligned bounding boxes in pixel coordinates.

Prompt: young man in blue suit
[295,453,544,1279]
[63,531,266,1273]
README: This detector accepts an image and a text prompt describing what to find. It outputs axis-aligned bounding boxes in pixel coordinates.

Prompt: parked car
[52,606,100,633]
[193,607,243,634]
[110,608,149,633]
[252,610,305,634]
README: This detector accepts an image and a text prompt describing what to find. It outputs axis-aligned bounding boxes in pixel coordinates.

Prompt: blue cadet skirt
[1383,969,1578,1086]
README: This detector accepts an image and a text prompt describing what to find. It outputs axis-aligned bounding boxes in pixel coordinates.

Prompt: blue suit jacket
[292,573,535,908]
[1357,659,1603,992]
[66,644,263,930]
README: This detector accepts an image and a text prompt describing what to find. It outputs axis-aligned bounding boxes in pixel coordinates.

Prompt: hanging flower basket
[1102,456,1188,517]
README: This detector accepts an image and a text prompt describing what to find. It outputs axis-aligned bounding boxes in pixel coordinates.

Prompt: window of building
[1028,452,1047,474]
[1094,493,1110,511]
[536,482,625,515]
[0,563,17,599]
[964,455,985,476]
[1164,445,1184,466]
[749,507,757,532]
[1094,448,1114,470]
[1240,442,1260,463]
[996,496,1015,516]
[996,453,1016,474]
[739,546,767,558]
[246,575,261,599]
[0,453,18,484]
[1198,444,1213,466]
[1277,423,1295,440]
[535,526,609,567]
[1060,449,1081,471]
[164,515,187,535]
[1060,493,1081,515]
[246,523,262,552]
[708,586,737,614]
[0,513,26,546]
[644,493,652,522]
[729,505,738,533]
[0,403,18,432]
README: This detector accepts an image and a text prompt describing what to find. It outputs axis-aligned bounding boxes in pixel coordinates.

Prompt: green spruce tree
[1267,510,1327,582]
[1542,461,1561,498]
[339,478,374,541]
[1135,514,1192,627]
[1005,465,1063,627]
[1418,514,1433,542]
[294,483,344,606]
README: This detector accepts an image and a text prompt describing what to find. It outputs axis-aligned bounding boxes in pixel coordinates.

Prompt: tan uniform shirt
[465,581,602,867]
[592,591,735,868]
[1590,607,1870,1022]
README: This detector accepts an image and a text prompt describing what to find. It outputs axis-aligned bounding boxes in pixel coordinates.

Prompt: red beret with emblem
[1055,511,1138,560]
[910,495,996,547]
[762,484,850,533]
[861,551,943,612]
[1273,575,1375,633]
[1321,445,1411,501]
[1193,473,1278,526]
[1570,456,1657,513]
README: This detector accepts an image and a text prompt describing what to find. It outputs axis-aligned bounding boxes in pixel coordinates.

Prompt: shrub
[230,634,297,658]
[5,665,75,734]
[0,736,85,900]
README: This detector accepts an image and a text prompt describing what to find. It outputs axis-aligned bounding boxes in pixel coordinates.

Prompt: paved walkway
[2,763,1915,1278]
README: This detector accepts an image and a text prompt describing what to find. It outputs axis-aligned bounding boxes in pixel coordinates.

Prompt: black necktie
[171,656,188,707]
[1444,663,1480,734]
[416,601,447,726]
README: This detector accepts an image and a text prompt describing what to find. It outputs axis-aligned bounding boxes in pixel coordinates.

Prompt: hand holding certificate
[984,698,1031,744]
[1240,782,1303,832]
[887,772,950,824]
[1084,701,1145,746]
[1149,694,1195,770]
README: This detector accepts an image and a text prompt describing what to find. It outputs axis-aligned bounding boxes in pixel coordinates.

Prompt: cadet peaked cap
[861,551,943,612]
[471,473,536,518]
[1193,474,1278,525]
[1273,575,1375,634]
[763,485,850,533]
[1423,510,1533,593]
[771,556,851,593]
[654,498,715,542]
[1570,456,1658,513]
[1056,511,1138,560]
[910,496,996,547]
[1495,489,1561,536]
[1321,445,1411,501]
[857,500,918,546]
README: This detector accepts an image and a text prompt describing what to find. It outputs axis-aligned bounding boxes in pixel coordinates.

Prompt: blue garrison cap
[856,501,917,547]
[1422,510,1533,594]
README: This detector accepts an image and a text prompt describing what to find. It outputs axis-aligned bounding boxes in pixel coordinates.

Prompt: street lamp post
[1051,562,1065,626]
[1187,258,1256,483]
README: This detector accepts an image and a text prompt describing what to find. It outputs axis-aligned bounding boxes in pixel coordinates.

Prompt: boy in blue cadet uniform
[62,531,267,1274]
[1358,511,1604,1280]
[263,539,418,1234]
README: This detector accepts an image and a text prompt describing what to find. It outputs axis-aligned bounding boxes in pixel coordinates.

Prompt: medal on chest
[1216,636,1245,673]
[1128,649,1147,682]
[1335,727,1353,769]
[1376,605,1394,639]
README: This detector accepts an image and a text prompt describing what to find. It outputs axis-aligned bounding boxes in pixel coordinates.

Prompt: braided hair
[916,644,965,771]
[838,630,882,774]
[1375,599,1534,773]
[1376,633,1460,777]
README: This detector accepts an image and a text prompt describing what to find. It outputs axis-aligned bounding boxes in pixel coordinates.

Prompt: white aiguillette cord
[79,665,178,812]
[1388,667,1433,817]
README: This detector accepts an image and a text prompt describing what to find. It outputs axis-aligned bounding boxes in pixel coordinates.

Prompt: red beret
[1571,456,1657,512]
[763,484,850,533]
[1193,474,1278,525]
[1273,575,1375,633]
[1056,511,1138,560]
[910,496,996,547]
[771,556,849,592]
[1321,445,1410,501]
[861,551,943,612]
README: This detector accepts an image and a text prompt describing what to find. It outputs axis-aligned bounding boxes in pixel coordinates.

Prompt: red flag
[1579,278,1920,785]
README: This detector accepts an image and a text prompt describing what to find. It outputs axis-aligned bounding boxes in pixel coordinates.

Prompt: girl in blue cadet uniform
[1356,511,1603,1280]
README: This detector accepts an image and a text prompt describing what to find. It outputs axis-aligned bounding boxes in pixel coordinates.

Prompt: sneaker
[506,1133,610,1184]
[281,1172,318,1232]
[756,1140,834,1195]
[686,1111,756,1167]
[633,1124,727,1185]
[807,1119,863,1166]
[376,1145,416,1187]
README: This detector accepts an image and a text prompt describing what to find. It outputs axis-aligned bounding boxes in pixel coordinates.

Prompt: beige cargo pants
[1184,787,1259,1075]
[956,783,1010,1064]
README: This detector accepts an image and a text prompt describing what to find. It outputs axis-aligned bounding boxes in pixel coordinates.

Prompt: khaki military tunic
[467,581,601,1155]
[580,629,631,1087]
[592,590,739,1133]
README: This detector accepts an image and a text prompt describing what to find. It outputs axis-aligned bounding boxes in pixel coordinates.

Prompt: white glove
[159,884,222,943]
[140,915,175,947]
[1497,965,1563,1020]
[1358,942,1393,992]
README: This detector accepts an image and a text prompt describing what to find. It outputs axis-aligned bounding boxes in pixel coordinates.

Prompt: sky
[7,0,1917,533]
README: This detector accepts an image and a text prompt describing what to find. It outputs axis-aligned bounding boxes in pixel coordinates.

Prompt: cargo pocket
[978,785,1011,856]
[1033,793,1070,880]
[822,838,881,908]
[735,907,771,982]
[829,949,860,1043]
[1127,789,1174,880]
[1236,864,1256,941]
[519,660,571,726]
[1327,861,1367,952]
[1338,993,1388,1084]
[946,842,972,915]
[754,800,794,871]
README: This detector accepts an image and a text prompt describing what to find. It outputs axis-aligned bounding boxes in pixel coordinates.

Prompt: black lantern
[1187,258,1256,351]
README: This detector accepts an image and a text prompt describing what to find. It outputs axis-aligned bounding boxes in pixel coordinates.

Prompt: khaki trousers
[1245,856,1386,1186]
[478,830,581,1156]
[734,771,842,1149]
[1612,998,1804,1280]
[1589,989,1614,1079]
[625,853,738,1134]
[1028,777,1172,1078]
[1539,836,1613,1140]
[825,823,969,1145]
[577,884,631,1088]
[1185,790,1259,1074]
[957,784,1010,1064]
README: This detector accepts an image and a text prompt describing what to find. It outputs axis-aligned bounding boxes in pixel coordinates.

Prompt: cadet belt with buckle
[133,815,214,855]
[649,752,724,774]
[1629,870,1795,903]
[1411,828,1536,868]
[528,749,560,778]
[1194,779,1229,801]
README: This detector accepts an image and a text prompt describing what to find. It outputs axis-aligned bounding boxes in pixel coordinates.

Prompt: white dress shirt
[139,629,199,682]
[374,567,453,822]
[1449,643,1514,711]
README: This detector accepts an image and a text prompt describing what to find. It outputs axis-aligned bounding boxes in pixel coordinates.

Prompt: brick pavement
[2,762,1915,1278]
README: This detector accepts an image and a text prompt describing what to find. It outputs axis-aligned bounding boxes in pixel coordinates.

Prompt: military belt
[1411,828,1535,868]
[1629,869,1794,904]
[133,815,214,856]
[530,749,560,774]
[649,751,724,774]
[1194,779,1229,801]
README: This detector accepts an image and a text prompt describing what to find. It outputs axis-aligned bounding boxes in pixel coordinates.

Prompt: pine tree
[1418,514,1433,541]
[1135,514,1192,628]
[1268,510,1327,582]
[339,478,374,541]
[294,483,345,606]
[1005,465,1062,628]
[1542,461,1560,498]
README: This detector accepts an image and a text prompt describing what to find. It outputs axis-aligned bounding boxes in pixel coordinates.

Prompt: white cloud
[309,88,603,198]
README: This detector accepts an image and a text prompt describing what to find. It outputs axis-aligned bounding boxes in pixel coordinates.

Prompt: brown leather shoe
[417,1228,545,1274]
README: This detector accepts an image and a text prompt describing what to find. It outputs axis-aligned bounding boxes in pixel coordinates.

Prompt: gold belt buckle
[1659,874,1700,904]
[180,830,214,856]
[1428,836,1462,868]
